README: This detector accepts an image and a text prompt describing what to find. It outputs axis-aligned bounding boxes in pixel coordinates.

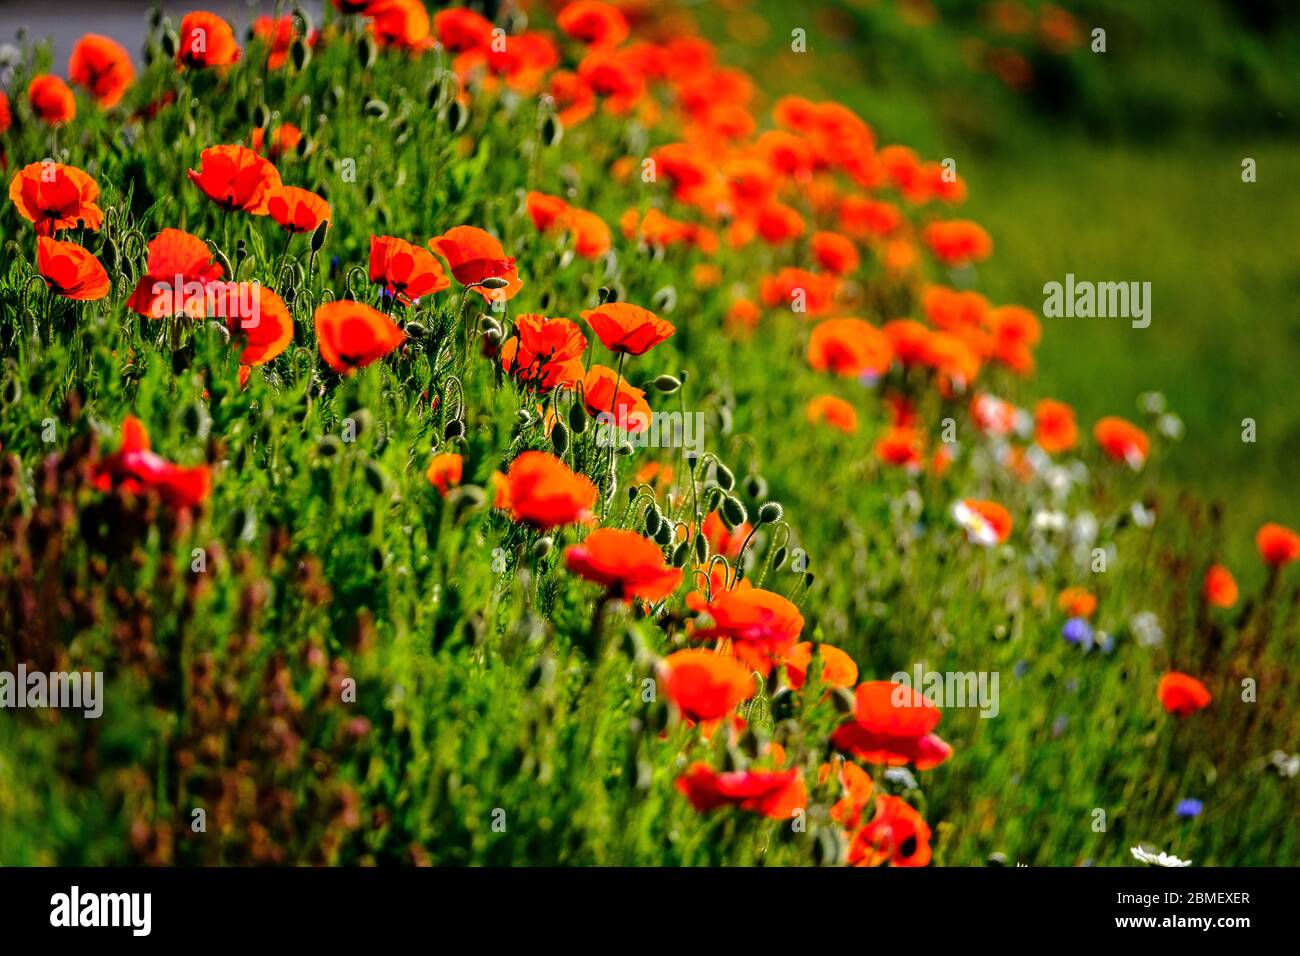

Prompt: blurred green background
[703,0,1300,571]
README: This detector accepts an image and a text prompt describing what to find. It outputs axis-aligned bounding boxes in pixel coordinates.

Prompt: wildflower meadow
[0,0,1296,881]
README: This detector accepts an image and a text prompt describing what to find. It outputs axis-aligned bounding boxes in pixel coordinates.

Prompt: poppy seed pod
[651,374,681,393]
[758,501,784,524]
[686,452,699,471]
[721,495,747,528]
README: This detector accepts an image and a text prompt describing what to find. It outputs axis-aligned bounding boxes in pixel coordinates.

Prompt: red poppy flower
[0,91,10,134]
[566,208,612,258]
[806,394,859,434]
[549,69,595,127]
[688,583,805,674]
[557,1,630,48]
[954,498,1013,546]
[188,145,282,215]
[1202,564,1238,608]
[313,300,405,374]
[874,425,925,469]
[369,236,450,304]
[433,7,494,53]
[36,237,110,300]
[499,313,587,390]
[784,642,858,690]
[526,191,570,233]
[1034,398,1078,453]
[849,795,932,867]
[68,34,135,108]
[1057,586,1097,618]
[251,123,303,161]
[93,416,211,510]
[369,0,433,52]
[807,318,893,378]
[1256,523,1300,566]
[581,303,674,356]
[922,219,993,266]
[128,228,224,317]
[252,15,298,70]
[210,282,293,368]
[1093,416,1149,469]
[266,185,331,233]
[1158,672,1211,717]
[27,75,75,125]
[676,762,804,819]
[659,650,755,722]
[502,450,597,530]
[429,225,523,302]
[177,11,242,69]
[582,365,652,431]
[426,452,463,497]
[576,48,644,112]
[564,528,682,602]
[701,510,749,560]
[810,230,860,276]
[832,681,951,770]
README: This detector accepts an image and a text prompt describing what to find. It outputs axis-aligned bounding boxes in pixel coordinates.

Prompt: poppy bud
[650,374,681,393]
[477,315,502,336]
[291,36,311,72]
[757,501,783,524]
[703,487,724,513]
[644,507,662,538]
[743,473,767,499]
[615,442,633,457]
[311,219,329,253]
[567,400,587,435]
[541,113,563,147]
[598,286,616,304]
[480,276,509,290]
[654,522,673,547]
[671,541,690,567]
[317,435,342,457]
[685,452,699,471]
[715,464,735,491]
[987,852,1009,867]
[444,99,467,132]
[444,419,465,440]
[516,409,531,425]
[525,655,556,690]
[404,321,427,339]
[364,461,389,494]
[551,420,569,455]
[253,102,271,131]
[364,99,389,120]
[213,247,233,279]
[721,495,747,528]
[161,28,177,58]
[693,532,707,563]
[356,33,376,69]
[533,536,553,558]
[771,546,788,570]
[831,686,855,715]
[652,286,677,313]
[804,572,815,590]
[770,687,796,721]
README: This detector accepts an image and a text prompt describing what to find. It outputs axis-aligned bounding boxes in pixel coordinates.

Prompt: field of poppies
[0,0,1297,868]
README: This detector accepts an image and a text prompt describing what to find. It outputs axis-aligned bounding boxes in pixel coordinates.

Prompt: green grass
[0,2,1297,867]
